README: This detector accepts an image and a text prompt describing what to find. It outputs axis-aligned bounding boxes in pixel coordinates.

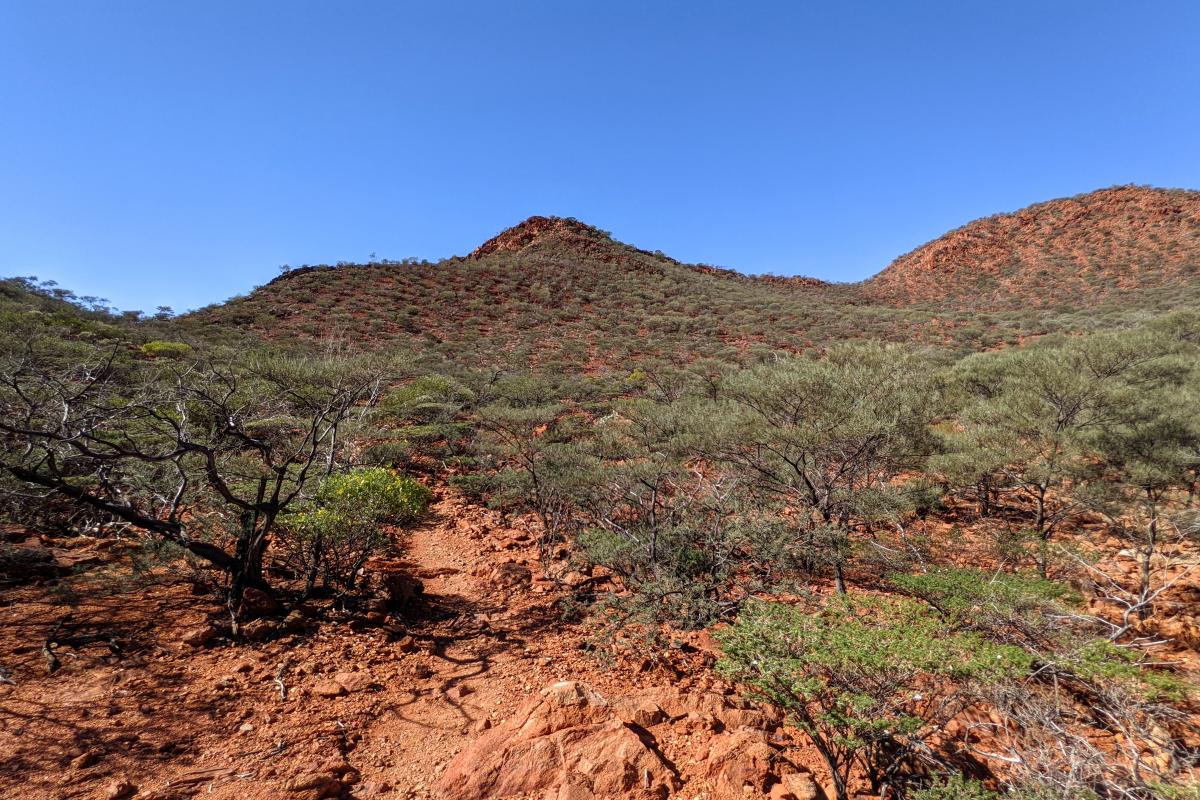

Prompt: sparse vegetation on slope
[865,186,1200,311]
[3,191,1200,800]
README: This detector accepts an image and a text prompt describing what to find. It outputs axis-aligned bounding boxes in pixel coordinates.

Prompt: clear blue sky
[2,1,1198,313]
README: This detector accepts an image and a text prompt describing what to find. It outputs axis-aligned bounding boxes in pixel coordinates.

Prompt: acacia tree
[0,336,386,623]
[572,398,773,630]
[1075,363,1200,627]
[947,332,1186,578]
[472,374,597,548]
[705,343,940,593]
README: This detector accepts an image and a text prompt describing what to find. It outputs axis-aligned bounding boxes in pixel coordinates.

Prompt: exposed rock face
[703,727,796,798]
[469,216,615,259]
[434,681,679,799]
[434,681,817,800]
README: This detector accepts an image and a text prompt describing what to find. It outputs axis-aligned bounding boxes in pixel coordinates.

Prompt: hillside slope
[863,186,1200,310]
[185,188,1200,369]
[187,218,932,369]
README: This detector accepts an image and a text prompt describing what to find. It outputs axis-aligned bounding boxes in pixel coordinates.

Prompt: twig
[273,658,290,701]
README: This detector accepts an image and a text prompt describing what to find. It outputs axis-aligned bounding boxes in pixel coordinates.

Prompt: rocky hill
[186,218,919,369]
[184,188,1200,369]
[863,185,1200,310]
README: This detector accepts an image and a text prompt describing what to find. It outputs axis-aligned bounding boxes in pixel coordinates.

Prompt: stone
[615,699,666,729]
[312,680,347,698]
[702,728,796,800]
[561,571,589,587]
[241,617,279,642]
[447,683,475,700]
[283,609,309,633]
[104,779,137,799]
[285,773,343,800]
[241,587,282,616]
[434,681,677,799]
[381,572,425,607]
[334,671,375,693]
[180,625,216,648]
[779,771,826,800]
[490,561,533,589]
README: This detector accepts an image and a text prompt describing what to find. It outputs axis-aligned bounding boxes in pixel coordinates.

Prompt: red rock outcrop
[435,681,821,800]
[434,681,679,800]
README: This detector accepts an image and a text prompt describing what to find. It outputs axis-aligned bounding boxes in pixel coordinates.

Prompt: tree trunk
[977,476,991,518]
[1138,493,1159,621]
[833,560,847,595]
[822,751,848,800]
[1034,487,1049,579]
[303,536,324,599]
[230,478,270,626]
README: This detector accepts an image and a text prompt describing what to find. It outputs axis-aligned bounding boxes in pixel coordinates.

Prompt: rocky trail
[0,488,821,800]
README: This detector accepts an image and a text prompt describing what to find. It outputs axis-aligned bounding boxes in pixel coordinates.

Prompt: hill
[186,217,941,370]
[863,185,1200,310]
[184,187,1200,369]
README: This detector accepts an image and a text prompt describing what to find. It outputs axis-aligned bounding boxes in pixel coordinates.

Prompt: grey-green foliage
[0,324,392,619]
[911,776,999,800]
[717,596,1031,800]
[573,398,779,630]
[378,374,478,463]
[941,319,1200,578]
[700,342,943,592]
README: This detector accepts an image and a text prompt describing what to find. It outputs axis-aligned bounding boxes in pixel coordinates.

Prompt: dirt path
[0,487,652,800]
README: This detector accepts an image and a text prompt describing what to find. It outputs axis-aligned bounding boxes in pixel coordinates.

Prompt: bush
[717,596,1030,800]
[139,340,193,359]
[284,468,432,595]
[912,776,998,800]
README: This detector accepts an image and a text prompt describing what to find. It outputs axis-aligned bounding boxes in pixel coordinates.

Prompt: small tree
[0,335,388,624]
[707,343,941,592]
[718,596,1030,800]
[572,399,770,630]
[284,467,431,597]
[473,374,596,548]
[378,374,477,464]
[948,331,1190,578]
[1075,364,1199,627]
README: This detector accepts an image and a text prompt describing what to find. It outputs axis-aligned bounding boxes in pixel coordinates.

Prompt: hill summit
[863,185,1200,310]
[469,216,616,259]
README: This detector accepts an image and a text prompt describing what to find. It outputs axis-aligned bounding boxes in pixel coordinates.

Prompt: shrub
[284,468,432,595]
[139,340,193,359]
[912,776,999,800]
[717,596,1030,800]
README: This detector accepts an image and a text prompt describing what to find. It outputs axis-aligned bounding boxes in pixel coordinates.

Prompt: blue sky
[2,1,1198,313]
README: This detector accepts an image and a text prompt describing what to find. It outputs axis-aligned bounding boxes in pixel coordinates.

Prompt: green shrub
[284,468,432,595]
[912,776,999,800]
[139,340,193,359]
[717,596,1030,800]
